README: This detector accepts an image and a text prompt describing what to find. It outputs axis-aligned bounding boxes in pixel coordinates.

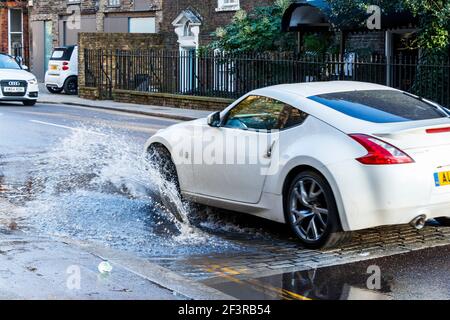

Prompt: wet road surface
[206,244,450,300]
[1,101,450,299]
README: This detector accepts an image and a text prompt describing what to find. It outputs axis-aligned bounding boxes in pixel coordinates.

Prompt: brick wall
[78,32,164,99]
[346,31,385,55]
[161,0,274,49]
[113,89,232,111]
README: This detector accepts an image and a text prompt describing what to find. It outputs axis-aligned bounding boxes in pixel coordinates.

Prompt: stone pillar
[96,0,106,32]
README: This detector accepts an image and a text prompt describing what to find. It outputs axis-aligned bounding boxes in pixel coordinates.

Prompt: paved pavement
[38,84,212,121]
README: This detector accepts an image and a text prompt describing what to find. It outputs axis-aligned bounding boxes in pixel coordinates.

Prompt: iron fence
[84,49,450,107]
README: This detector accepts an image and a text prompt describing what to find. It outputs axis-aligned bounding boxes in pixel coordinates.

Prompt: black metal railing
[84,49,450,107]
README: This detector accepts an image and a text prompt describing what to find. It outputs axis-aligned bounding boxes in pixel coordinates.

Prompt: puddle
[206,265,392,300]
[0,125,268,257]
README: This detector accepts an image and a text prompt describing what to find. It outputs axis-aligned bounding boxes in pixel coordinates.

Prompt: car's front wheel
[22,100,36,106]
[147,144,186,222]
[285,170,351,249]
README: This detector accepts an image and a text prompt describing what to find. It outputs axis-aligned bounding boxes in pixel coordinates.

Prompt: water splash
[22,126,209,245]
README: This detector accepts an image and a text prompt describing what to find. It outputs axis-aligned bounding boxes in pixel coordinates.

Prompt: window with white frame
[8,9,23,55]
[216,0,240,12]
[107,0,121,7]
[129,17,156,33]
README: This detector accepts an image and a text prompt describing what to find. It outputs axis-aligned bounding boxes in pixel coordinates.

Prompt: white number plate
[3,87,25,93]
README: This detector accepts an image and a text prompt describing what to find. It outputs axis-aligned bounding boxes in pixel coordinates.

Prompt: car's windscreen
[0,55,21,70]
[308,90,448,123]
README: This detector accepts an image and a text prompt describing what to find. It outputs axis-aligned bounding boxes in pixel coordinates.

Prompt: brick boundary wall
[78,32,164,100]
[113,89,232,111]
[78,87,100,100]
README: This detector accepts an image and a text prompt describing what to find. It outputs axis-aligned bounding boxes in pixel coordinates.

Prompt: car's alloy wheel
[286,171,351,248]
[290,177,329,242]
[64,77,78,95]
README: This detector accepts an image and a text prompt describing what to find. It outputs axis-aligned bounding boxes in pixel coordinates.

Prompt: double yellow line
[205,265,312,301]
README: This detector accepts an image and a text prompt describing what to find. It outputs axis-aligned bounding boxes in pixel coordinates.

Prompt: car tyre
[147,144,180,191]
[285,170,351,249]
[22,100,36,106]
[435,217,450,226]
[64,77,78,95]
[46,86,63,94]
[147,144,186,222]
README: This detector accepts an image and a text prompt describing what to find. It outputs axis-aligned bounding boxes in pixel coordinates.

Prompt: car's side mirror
[22,65,29,71]
[207,111,221,127]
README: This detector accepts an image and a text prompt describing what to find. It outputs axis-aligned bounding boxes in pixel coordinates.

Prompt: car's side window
[224,95,308,131]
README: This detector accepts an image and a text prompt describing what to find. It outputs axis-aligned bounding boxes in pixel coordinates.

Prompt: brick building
[161,0,273,51]
[28,0,275,80]
[29,0,161,80]
[0,0,29,64]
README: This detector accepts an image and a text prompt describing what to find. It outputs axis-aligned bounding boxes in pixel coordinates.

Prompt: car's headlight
[27,78,37,85]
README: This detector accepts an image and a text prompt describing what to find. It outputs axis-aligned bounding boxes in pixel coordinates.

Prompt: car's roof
[246,81,403,134]
[258,81,397,98]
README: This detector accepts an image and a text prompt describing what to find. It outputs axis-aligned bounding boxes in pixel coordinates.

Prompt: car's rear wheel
[46,86,63,94]
[285,170,351,249]
[22,100,36,106]
[435,217,450,226]
[64,77,78,95]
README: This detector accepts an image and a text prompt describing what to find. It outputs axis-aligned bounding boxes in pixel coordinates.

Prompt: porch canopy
[282,0,418,54]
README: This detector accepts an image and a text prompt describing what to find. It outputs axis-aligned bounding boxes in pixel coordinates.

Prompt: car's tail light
[349,134,414,165]
[426,127,450,134]
[62,61,69,71]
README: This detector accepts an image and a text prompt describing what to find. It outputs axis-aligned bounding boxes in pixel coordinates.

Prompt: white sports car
[145,81,450,248]
[0,53,38,106]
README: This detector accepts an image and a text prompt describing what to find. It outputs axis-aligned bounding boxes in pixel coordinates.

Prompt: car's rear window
[50,47,74,61]
[308,90,448,123]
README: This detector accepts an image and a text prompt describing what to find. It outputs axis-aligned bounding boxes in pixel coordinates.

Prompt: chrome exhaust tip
[410,215,427,230]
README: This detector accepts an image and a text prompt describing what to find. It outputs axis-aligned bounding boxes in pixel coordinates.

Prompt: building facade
[28,0,274,80]
[29,0,161,80]
[161,0,273,51]
[0,0,29,64]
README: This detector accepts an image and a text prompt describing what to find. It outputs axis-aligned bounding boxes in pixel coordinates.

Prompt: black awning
[282,0,419,33]
[282,0,332,32]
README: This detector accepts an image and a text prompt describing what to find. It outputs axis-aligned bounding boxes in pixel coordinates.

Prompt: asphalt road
[1,101,450,300]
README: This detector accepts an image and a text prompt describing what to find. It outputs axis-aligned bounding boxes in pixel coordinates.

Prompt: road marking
[205,265,312,300]
[29,120,107,136]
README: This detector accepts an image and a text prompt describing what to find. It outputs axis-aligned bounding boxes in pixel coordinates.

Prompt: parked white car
[45,45,78,95]
[0,53,38,106]
[145,81,450,248]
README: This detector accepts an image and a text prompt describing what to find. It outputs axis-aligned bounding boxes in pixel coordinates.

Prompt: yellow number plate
[434,171,450,187]
[50,65,58,70]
